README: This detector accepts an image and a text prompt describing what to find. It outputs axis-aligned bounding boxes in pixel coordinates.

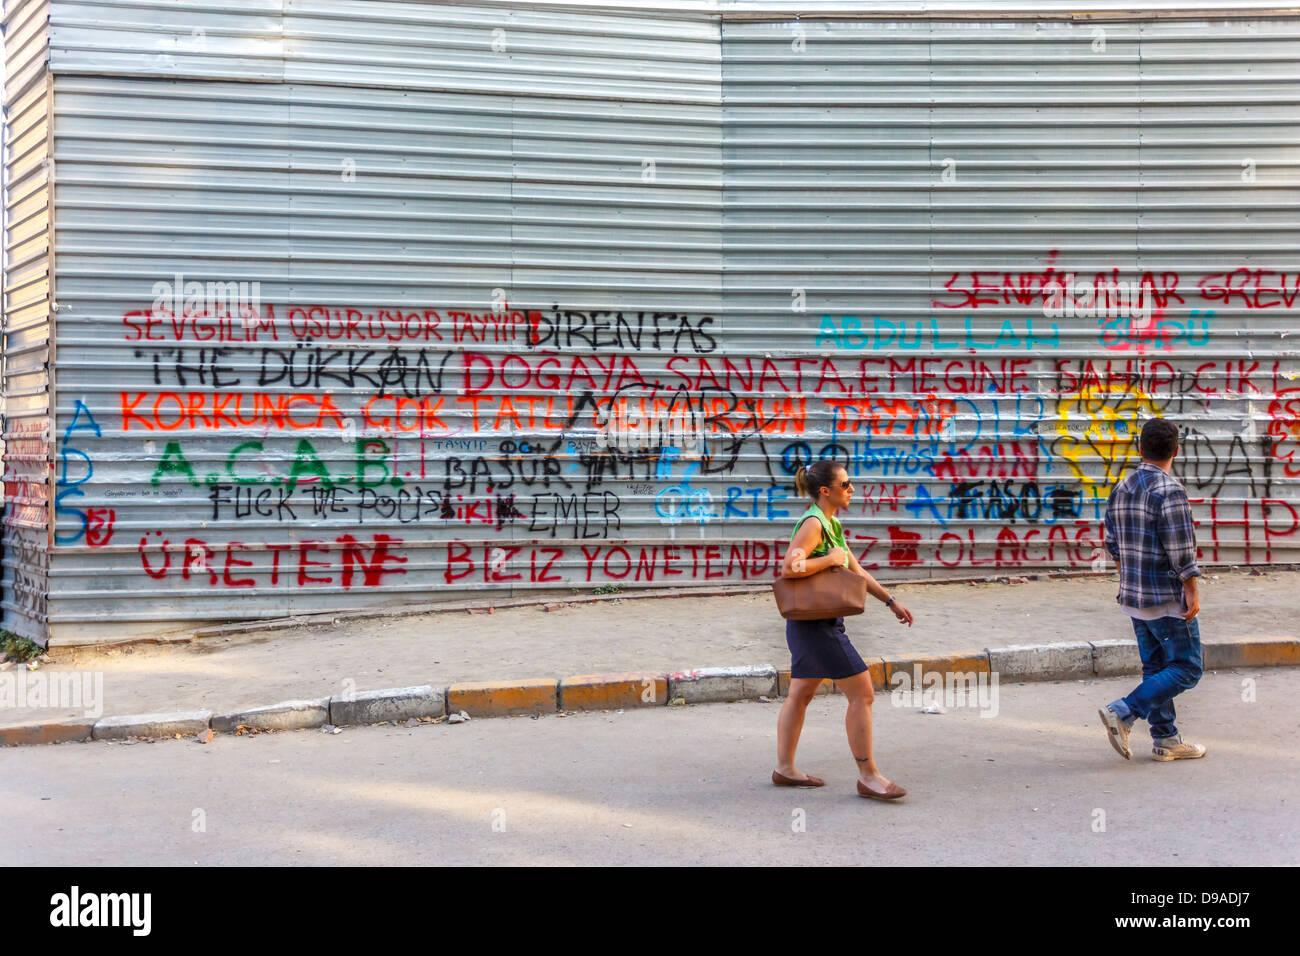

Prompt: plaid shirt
[1103,462,1202,608]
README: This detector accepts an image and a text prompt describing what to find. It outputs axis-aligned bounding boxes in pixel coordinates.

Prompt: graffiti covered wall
[8,2,1300,637]
[1,0,54,641]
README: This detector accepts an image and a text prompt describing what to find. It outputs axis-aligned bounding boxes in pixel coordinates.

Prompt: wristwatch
[884,596,896,607]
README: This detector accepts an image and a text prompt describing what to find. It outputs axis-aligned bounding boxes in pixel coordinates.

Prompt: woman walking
[773,460,915,800]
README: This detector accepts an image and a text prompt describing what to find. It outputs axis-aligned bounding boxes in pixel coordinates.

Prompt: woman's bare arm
[847,549,914,626]
[780,516,846,579]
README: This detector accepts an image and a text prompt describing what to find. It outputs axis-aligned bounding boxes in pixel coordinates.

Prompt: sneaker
[1152,736,1206,761]
[1098,706,1133,760]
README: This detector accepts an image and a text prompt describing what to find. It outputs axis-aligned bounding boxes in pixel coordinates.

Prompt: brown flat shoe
[772,769,825,788]
[857,779,907,801]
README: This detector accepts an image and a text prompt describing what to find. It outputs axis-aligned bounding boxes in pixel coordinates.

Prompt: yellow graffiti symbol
[1056,383,1160,489]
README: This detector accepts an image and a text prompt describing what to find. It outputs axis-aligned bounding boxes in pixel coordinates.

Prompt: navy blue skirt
[786,616,869,680]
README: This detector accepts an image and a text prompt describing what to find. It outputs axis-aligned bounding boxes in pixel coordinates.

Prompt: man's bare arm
[1182,575,1200,621]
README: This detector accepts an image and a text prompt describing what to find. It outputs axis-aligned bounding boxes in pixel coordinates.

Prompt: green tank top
[789,502,849,567]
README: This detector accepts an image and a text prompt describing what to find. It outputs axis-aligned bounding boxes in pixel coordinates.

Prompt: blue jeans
[1109,615,1203,742]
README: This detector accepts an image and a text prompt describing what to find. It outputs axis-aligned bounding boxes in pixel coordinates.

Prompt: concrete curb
[1090,640,1142,677]
[91,710,213,741]
[211,698,330,734]
[330,685,444,726]
[987,642,1094,681]
[668,665,778,703]
[885,652,990,685]
[560,673,668,710]
[0,720,96,746]
[1203,638,1300,669]
[448,678,557,717]
[3,637,1297,748]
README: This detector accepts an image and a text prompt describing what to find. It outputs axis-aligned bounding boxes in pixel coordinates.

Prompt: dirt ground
[3,568,1297,728]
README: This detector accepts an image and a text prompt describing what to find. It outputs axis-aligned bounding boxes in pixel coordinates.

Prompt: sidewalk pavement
[2,568,1297,741]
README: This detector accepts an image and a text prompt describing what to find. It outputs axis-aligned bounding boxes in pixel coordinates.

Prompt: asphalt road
[2,669,1296,866]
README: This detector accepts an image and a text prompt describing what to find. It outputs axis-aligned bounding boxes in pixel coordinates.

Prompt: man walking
[1098,418,1206,762]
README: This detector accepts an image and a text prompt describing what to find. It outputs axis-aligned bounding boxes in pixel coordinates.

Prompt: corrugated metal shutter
[2,0,54,641]
[8,1,1300,639]
[721,14,1300,580]
[42,1,728,637]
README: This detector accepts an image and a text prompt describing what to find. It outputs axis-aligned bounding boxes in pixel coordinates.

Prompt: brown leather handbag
[772,565,868,620]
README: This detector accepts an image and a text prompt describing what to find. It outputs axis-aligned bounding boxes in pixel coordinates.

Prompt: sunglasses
[826,479,853,490]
